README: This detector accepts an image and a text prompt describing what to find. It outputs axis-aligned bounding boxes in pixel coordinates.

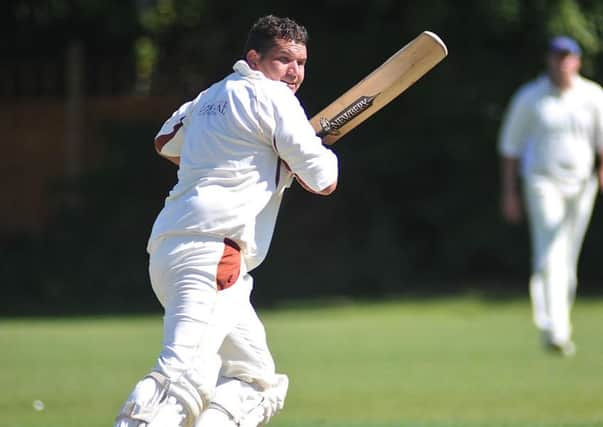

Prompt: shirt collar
[233,59,265,79]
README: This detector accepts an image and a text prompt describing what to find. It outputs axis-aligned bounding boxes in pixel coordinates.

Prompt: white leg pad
[241,374,289,427]
[195,404,237,427]
[114,371,206,427]
[201,374,288,427]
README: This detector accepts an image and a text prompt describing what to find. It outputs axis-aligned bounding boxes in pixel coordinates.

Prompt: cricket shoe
[545,339,576,357]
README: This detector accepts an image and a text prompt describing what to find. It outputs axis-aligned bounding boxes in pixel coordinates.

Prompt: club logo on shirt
[199,101,228,116]
[317,94,379,137]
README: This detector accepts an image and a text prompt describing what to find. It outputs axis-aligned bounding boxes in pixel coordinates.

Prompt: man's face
[248,38,307,93]
[547,51,581,87]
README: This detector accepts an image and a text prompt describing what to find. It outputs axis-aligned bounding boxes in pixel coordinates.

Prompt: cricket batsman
[113,14,338,427]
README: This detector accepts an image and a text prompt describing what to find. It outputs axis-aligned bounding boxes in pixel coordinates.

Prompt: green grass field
[1,295,602,427]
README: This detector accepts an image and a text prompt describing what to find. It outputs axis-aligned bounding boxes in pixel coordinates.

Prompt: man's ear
[246,50,260,70]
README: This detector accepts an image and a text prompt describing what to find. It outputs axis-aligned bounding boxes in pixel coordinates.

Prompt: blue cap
[549,36,581,55]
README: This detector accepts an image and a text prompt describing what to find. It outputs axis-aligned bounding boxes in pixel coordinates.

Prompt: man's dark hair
[243,15,308,57]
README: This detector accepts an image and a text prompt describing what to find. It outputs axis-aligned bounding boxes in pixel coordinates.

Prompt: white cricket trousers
[523,174,597,345]
[149,235,278,401]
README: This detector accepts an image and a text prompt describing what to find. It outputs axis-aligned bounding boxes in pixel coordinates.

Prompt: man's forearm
[501,156,519,194]
[598,150,603,190]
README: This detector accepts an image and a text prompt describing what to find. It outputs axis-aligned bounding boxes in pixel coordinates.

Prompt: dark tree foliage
[4,0,139,55]
[3,0,603,314]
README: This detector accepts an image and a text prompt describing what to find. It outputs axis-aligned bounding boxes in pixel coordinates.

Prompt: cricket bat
[310,31,448,145]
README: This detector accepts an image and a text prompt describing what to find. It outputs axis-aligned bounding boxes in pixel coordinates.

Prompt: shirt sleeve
[265,85,338,192]
[592,85,603,152]
[498,85,531,158]
[154,96,199,157]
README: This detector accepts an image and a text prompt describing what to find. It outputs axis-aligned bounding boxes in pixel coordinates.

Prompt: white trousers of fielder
[523,174,597,346]
[114,236,288,427]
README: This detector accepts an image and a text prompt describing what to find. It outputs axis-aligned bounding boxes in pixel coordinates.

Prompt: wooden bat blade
[310,31,448,145]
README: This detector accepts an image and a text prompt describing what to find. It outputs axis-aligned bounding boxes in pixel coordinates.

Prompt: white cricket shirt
[149,60,338,270]
[498,74,603,185]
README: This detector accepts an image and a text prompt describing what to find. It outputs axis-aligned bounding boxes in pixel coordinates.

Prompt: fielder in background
[498,35,603,356]
[114,15,338,427]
